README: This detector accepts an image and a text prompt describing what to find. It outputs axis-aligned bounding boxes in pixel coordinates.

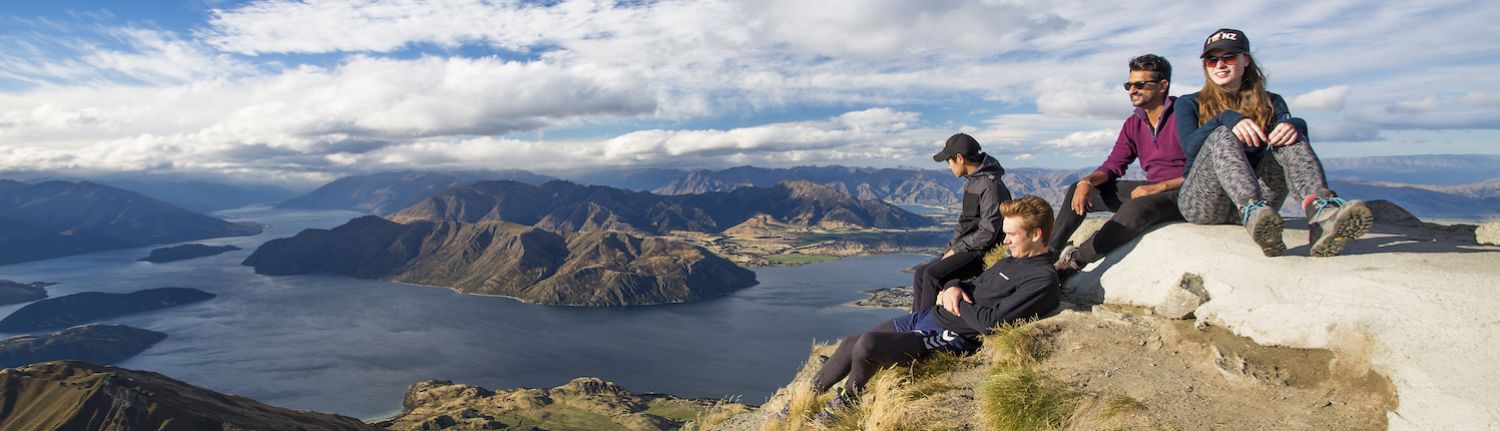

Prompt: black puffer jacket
[947,154,1010,253]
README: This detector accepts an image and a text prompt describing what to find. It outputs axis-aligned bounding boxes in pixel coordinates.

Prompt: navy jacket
[1175,91,1309,176]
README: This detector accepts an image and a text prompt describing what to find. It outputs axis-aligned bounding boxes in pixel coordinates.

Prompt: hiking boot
[815,387,856,423]
[1240,200,1286,257]
[1306,197,1373,257]
[1054,245,1082,272]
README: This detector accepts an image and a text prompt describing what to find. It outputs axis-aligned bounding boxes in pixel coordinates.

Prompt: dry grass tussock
[760,351,972,431]
[685,399,752,431]
[975,320,1087,431]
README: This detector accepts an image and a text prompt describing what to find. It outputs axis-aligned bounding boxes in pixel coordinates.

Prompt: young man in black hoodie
[911,133,1012,313]
[812,195,1061,411]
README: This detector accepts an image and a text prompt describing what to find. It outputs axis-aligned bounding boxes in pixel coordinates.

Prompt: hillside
[381,377,747,430]
[243,216,758,306]
[0,180,262,266]
[0,361,375,431]
[275,170,558,215]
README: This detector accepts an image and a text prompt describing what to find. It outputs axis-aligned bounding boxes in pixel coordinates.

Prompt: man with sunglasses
[1050,54,1187,274]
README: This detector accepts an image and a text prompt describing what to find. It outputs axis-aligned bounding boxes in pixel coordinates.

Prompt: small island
[0,324,167,368]
[0,287,216,333]
[0,279,52,305]
[139,244,241,263]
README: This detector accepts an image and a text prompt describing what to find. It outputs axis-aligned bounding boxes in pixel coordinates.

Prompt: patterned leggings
[1180,127,1332,224]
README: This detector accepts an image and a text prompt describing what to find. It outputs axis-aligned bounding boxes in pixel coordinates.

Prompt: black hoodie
[934,251,1060,339]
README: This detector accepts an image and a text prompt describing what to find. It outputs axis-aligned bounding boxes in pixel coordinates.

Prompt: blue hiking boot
[1241,200,1286,257]
[1307,197,1373,257]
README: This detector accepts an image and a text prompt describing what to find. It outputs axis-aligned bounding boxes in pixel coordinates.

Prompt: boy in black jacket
[812,196,1061,410]
[912,133,1012,313]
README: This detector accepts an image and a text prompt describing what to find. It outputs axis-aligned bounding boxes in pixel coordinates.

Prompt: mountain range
[391,179,933,234]
[275,170,558,215]
[0,180,263,266]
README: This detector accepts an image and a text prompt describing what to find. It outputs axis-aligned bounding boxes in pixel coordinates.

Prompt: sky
[1,0,1498,187]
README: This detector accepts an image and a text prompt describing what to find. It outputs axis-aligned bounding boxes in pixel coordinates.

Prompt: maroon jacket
[1096,96,1185,183]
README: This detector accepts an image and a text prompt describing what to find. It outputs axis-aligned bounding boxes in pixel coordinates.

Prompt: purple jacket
[1096,96,1185,183]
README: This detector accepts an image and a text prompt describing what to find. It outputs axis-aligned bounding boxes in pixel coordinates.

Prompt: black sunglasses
[1122,80,1163,90]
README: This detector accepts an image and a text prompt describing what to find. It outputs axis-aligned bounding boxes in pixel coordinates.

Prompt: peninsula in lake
[0,325,167,368]
[0,279,51,305]
[244,180,937,305]
[139,244,241,263]
[0,287,216,333]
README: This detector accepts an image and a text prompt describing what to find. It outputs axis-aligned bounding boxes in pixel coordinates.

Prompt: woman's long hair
[1196,53,1274,130]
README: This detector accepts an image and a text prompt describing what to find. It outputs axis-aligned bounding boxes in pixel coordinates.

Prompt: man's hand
[1232,118,1267,148]
[1070,180,1092,215]
[942,249,955,260]
[939,286,973,317]
[1130,183,1161,199]
[1266,122,1300,147]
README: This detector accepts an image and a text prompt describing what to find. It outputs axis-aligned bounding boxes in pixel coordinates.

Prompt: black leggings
[910,251,985,313]
[1048,181,1184,263]
[812,320,926,395]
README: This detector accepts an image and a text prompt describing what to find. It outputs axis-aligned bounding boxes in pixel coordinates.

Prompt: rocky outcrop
[0,325,166,368]
[1061,203,1500,429]
[0,288,215,333]
[1479,221,1499,246]
[243,216,757,306]
[0,361,375,431]
[139,244,241,263]
[380,377,747,431]
[0,180,261,266]
[0,279,50,305]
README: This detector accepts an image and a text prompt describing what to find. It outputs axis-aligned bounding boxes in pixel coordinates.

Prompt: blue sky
[1,0,1497,186]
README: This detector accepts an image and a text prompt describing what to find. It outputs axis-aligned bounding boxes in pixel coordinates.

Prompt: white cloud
[1040,129,1119,156]
[1386,95,1439,114]
[1291,85,1350,112]
[3,0,1500,184]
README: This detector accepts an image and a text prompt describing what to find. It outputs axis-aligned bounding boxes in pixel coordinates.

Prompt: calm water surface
[0,207,920,420]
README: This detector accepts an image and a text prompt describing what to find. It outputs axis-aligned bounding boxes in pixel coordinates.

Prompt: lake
[0,207,921,420]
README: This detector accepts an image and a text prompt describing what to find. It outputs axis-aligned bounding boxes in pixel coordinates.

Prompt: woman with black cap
[1175,28,1373,257]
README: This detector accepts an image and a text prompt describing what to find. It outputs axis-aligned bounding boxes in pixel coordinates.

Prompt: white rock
[1063,219,1500,430]
[1478,221,1500,246]
[1154,273,1209,320]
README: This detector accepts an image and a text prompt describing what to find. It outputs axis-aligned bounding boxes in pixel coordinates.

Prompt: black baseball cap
[932,133,983,162]
[1200,28,1250,57]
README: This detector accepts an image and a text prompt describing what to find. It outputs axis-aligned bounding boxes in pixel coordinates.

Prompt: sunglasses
[1202,53,1241,67]
[1122,80,1162,90]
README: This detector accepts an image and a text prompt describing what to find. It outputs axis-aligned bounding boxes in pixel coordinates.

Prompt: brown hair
[1196,52,1274,130]
[999,195,1053,241]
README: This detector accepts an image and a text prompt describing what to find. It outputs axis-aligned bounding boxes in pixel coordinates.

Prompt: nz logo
[1210,32,1239,43]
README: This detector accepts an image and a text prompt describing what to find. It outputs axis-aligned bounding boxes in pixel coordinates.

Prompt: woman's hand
[1266,122,1301,147]
[1232,118,1267,148]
